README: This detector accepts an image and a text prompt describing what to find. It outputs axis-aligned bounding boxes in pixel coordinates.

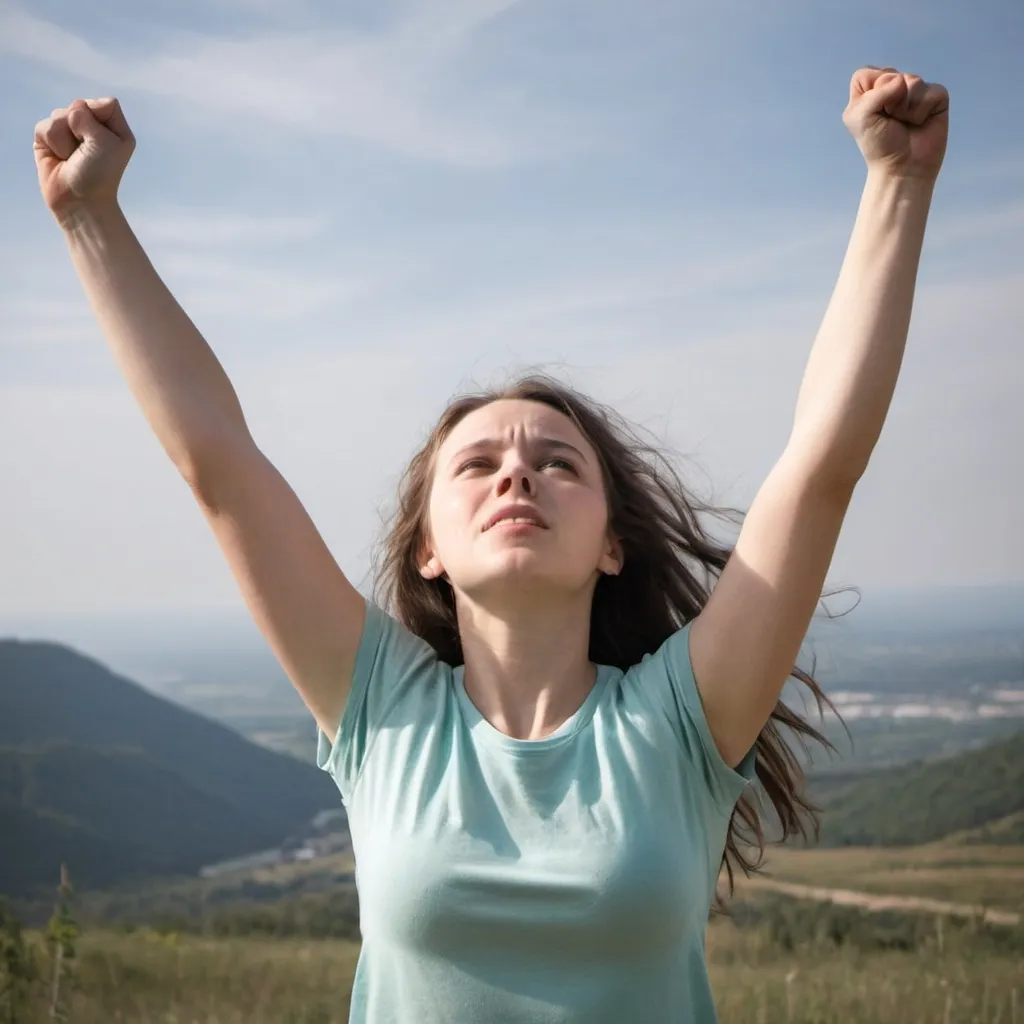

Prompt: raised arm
[689,67,950,765]
[34,98,365,738]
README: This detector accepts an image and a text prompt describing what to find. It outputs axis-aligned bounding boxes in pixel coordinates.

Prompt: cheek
[563,489,612,551]
[426,484,476,556]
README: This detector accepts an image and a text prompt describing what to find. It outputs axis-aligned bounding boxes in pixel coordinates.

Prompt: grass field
[6,844,1022,1022]
[6,911,1021,1024]
[707,918,1022,1024]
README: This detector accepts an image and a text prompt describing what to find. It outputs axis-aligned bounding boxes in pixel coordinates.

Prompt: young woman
[34,65,948,1023]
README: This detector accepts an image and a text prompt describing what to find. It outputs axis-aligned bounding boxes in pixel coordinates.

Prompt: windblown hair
[374,374,838,900]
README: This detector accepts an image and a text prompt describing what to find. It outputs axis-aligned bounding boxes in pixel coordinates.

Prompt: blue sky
[0,0,1022,618]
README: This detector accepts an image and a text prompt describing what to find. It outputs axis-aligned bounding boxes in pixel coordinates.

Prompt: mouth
[482,505,549,532]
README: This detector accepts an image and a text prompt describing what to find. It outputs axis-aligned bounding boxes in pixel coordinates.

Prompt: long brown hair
[375,373,839,899]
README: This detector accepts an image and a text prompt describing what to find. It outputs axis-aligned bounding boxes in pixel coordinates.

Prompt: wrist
[863,165,937,202]
[56,199,126,238]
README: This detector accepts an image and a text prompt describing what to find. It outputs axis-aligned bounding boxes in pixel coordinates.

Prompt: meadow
[4,901,1021,1024]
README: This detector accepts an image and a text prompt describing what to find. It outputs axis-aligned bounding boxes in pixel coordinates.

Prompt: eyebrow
[447,437,590,468]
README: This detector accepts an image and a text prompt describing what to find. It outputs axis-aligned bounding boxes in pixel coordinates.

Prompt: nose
[495,453,534,498]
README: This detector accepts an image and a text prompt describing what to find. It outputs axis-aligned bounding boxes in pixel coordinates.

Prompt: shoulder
[619,623,755,813]
[317,602,452,798]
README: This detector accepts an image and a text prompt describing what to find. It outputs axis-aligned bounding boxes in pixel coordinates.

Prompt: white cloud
[0,296,95,348]
[0,205,362,366]
[926,200,1024,249]
[134,210,361,321]
[134,211,326,246]
[0,5,111,79]
[0,0,545,167]
[4,185,1022,371]
[154,250,363,322]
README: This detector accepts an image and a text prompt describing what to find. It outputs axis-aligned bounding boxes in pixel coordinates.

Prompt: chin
[468,551,589,598]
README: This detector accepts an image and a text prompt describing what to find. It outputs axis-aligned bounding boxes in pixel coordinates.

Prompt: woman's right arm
[35,97,366,738]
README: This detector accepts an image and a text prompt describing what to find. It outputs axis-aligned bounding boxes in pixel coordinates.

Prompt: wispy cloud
[0,297,97,348]
[6,183,1024,366]
[0,0,550,167]
[159,254,359,321]
[946,149,1024,188]
[0,204,359,362]
[926,200,1024,248]
[134,211,326,246]
[138,209,359,321]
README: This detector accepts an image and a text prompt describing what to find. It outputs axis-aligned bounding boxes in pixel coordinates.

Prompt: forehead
[439,399,593,457]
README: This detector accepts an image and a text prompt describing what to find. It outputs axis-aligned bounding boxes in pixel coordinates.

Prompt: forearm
[62,202,250,478]
[788,170,935,484]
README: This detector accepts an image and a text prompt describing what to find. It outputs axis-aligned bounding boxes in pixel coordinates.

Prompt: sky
[0,0,1022,621]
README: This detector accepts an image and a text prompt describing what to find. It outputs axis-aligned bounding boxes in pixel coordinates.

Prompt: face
[421,399,622,602]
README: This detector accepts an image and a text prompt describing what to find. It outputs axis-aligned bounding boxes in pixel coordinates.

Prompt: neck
[455,586,596,741]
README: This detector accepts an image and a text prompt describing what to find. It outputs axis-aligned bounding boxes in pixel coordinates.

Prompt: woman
[33,66,948,1022]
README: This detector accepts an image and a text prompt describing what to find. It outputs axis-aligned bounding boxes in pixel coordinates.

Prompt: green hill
[819,728,1024,847]
[0,743,287,894]
[0,638,341,898]
[0,801,126,895]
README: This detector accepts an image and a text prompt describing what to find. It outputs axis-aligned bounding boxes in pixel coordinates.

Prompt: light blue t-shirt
[317,602,755,1024]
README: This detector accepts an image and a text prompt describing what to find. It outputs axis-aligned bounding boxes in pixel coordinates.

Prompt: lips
[482,504,549,532]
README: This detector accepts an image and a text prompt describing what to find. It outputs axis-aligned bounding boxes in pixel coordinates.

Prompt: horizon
[2,580,1022,646]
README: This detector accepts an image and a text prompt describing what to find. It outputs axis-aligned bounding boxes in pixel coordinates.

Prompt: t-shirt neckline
[453,664,613,753]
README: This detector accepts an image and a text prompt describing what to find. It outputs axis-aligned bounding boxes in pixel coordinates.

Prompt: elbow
[173,426,254,513]
[780,443,867,501]
[178,452,217,510]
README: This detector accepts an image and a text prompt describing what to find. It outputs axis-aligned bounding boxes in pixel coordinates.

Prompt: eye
[456,458,493,475]
[541,457,577,474]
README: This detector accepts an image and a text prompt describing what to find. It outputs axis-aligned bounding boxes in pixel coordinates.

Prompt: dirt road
[744,877,1021,927]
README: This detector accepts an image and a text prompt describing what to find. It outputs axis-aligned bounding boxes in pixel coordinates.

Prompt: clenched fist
[844,68,949,181]
[34,98,135,225]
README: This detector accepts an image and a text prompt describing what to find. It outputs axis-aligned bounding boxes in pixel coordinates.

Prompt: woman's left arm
[690,66,950,766]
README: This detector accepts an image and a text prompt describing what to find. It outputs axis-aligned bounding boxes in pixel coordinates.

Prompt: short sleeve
[315,601,445,803]
[622,623,756,815]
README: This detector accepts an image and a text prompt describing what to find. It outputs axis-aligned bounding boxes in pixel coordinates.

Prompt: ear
[419,553,446,580]
[416,523,445,580]
[598,533,624,577]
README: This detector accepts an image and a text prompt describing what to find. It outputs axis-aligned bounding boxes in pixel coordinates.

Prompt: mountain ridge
[0,638,341,899]
[818,728,1024,847]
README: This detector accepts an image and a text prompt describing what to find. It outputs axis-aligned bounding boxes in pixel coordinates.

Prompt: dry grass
[751,844,1024,914]
[243,852,356,886]
[6,917,1019,1024]
[708,918,1022,1023]
[30,932,361,1024]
